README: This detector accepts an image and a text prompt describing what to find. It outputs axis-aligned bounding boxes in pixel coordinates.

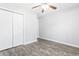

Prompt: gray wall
[39,6,79,47]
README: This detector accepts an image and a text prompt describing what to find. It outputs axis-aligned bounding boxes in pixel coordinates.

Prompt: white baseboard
[23,39,37,45]
[39,37,79,48]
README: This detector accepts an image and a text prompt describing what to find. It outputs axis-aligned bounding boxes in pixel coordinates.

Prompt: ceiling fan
[32,3,57,13]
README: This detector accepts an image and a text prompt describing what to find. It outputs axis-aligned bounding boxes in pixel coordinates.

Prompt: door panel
[13,14,23,46]
[0,10,12,50]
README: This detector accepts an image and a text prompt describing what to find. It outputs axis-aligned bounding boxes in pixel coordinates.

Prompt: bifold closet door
[0,10,12,50]
[13,14,23,47]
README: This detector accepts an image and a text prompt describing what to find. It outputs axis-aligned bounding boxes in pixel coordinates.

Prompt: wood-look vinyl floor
[0,38,79,56]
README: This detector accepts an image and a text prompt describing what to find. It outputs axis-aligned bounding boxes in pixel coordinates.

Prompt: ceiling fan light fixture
[32,3,57,13]
[41,4,49,11]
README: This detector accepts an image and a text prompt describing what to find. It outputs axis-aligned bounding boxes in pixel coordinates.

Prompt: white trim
[39,37,79,48]
[0,8,23,15]
[23,15,24,44]
[23,39,37,45]
[12,14,14,47]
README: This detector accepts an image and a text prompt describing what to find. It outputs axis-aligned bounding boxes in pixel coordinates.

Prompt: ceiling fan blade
[42,9,44,13]
[32,5,41,9]
[49,5,57,9]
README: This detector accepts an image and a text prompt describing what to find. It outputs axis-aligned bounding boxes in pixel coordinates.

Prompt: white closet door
[13,14,23,47]
[0,10,12,50]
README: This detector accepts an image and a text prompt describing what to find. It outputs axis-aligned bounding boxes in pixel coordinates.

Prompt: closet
[13,13,24,47]
[0,9,24,50]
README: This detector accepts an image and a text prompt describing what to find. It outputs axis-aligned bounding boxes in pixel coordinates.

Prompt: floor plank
[0,38,79,56]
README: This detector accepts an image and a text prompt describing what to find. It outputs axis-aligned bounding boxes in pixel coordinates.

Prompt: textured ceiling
[0,3,79,17]
[32,3,79,17]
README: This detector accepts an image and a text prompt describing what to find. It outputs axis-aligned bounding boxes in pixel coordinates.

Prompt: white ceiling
[0,3,79,17]
[32,3,79,17]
